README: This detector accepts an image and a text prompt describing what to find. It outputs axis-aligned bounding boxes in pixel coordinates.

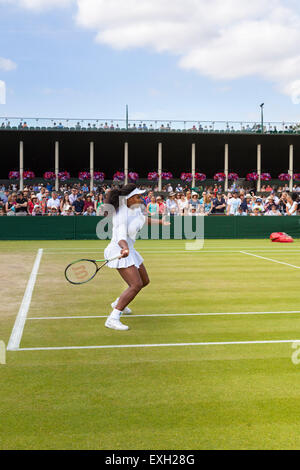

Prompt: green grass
[1,239,300,449]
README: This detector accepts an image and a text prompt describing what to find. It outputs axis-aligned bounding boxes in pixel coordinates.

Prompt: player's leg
[111,263,150,314]
[105,265,143,330]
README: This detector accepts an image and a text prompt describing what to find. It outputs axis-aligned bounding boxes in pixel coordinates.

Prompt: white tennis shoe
[105,317,129,331]
[111,299,132,315]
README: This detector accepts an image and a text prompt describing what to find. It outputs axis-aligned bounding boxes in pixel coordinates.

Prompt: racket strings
[66,260,98,284]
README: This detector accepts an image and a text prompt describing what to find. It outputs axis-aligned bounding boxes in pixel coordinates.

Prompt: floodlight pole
[260,103,264,134]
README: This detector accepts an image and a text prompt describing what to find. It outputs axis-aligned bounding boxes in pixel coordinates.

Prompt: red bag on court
[270,232,294,243]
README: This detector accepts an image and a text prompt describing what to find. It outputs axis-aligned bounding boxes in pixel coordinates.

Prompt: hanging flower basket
[128,172,139,181]
[278,173,291,181]
[148,172,159,181]
[23,171,35,180]
[8,171,20,179]
[214,172,226,181]
[78,171,90,180]
[181,172,193,182]
[43,171,56,180]
[294,173,300,181]
[94,172,105,181]
[228,172,239,180]
[113,171,125,181]
[195,173,206,181]
[162,171,173,180]
[58,171,70,181]
[261,173,272,181]
[246,172,259,181]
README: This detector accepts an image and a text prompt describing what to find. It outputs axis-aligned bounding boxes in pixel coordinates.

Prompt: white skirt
[104,241,144,269]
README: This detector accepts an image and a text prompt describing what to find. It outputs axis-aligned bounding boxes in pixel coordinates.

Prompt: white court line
[241,251,300,270]
[14,338,300,351]
[44,249,300,255]
[27,310,300,320]
[7,249,43,351]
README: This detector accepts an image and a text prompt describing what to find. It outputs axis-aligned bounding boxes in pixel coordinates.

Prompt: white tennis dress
[104,203,146,269]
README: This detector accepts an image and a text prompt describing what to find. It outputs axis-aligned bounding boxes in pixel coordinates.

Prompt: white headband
[125,188,146,200]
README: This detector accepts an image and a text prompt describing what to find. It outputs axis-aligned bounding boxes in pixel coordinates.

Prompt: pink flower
[148,172,159,181]
[214,173,226,181]
[246,172,259,181]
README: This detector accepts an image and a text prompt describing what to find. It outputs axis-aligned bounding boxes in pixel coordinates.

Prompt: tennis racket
[65,255,121,285]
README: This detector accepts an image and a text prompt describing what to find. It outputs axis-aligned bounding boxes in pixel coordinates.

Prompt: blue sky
[1,0,300,124]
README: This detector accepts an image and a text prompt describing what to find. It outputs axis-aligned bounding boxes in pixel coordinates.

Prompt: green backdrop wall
[0,216,300,240]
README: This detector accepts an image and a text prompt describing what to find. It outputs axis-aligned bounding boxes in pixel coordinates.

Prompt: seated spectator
[15,191,28,216]
[156,196,166,215]
[47,191,60,211]
[177,193,189,215]
[190,193,200,211]
[62,205,74,216]
[83,206,96,216]
[60,193,71,214]
[226,191,241,216]
[166,193,178,215]
[69,188,78,205]
[147,196,159,216]
[265,204,281,216]
[251,206,262,216]
[28,195,39,214]
[72,194,84,215]
[203,194,213,215]
[0,207,5,216]
[48,206,59,216]
[5,193,17,215]
[32,205,43,216]
[212,192,226,214]
[286,194,298,216]
[83,195,94,212]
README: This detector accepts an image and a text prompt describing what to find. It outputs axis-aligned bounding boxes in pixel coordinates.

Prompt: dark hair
[106,183,137,210]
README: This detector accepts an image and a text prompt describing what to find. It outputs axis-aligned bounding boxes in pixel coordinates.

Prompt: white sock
[110,308,122,320]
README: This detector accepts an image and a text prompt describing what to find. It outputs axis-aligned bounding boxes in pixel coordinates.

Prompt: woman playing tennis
[104,183,168,331]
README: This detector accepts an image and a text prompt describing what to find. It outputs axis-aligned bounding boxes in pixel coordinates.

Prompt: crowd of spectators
[2,120,300,134]
[0,181,300,217]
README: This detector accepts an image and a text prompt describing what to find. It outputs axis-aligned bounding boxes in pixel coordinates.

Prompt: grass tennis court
[1,239,300,449]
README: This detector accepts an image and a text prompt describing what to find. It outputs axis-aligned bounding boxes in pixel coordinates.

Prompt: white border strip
[15,338,300,351]
[27,310,300,320]
[241,251,300,269]
[7,249,43,351]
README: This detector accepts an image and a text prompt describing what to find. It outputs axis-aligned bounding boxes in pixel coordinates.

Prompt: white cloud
[0,0,73,10]
[0,80,6,104]
[4,0,300,102]
[74,0,300,103]
[0,57,17,71]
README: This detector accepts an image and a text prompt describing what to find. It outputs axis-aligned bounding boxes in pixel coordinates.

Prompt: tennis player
[104,183,168,330]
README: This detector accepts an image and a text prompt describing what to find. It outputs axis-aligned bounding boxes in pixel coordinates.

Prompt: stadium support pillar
[55,141,59,192]
[289,144,294,192]
[19,141,24,191]
[158,142,162,191]
[191,143,196,187]
[90,141,94,192]
[224,144,229,192]
[124,142,129,185]
[257,144,261,192]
